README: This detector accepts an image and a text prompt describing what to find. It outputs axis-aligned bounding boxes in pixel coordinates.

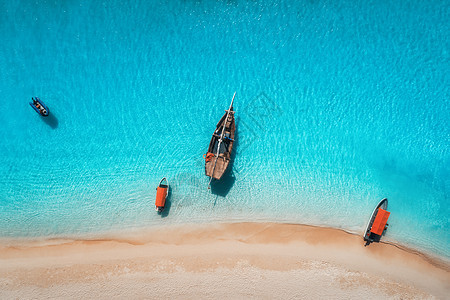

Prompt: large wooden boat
[363,198,390,245]
[29,97,49,117]
[204,92,236,188]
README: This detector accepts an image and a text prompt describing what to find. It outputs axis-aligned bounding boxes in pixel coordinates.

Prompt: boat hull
[205,109,235,180]
[155,177,169,213]
[29,97,49,117]
[363,198,388,243]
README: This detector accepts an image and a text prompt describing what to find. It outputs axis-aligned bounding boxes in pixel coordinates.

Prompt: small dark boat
[155,177,169,213]
[29,97,49,117]
[204,92,236,188]
[363,198,390,246]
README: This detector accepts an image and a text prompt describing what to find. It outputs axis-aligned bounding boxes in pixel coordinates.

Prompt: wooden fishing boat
[29,97,49,117]
[155,177,169,213]
[363,198,390,245]
[204,92,236,188]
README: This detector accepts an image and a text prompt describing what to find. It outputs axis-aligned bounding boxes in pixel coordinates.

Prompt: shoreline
[1,220,448,265]
[1,222,449,298]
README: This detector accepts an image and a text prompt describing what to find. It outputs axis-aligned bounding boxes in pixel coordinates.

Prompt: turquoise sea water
[0,0,448,258]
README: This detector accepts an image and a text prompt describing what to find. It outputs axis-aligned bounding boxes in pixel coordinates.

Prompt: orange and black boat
[363,198,390,246]
[155,177,169,213]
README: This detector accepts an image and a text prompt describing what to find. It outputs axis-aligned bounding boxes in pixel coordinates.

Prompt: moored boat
[204,92,236,188]
[363,198,390,245]
[155,177,169,213]
[29,97,49,117]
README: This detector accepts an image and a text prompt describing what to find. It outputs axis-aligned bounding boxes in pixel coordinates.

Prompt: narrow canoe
[204,93,236,186]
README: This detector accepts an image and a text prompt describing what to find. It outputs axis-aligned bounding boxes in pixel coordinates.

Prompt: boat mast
[208,92,236,189]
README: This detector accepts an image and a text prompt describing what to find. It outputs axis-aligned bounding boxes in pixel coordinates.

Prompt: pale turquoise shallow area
[0,0,448,258]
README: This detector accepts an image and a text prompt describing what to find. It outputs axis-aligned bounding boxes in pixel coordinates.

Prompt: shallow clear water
[0,0,448,258]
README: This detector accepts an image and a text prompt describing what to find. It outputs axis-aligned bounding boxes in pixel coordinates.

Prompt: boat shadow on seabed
[42,113,59,129]
[210,167,236,198]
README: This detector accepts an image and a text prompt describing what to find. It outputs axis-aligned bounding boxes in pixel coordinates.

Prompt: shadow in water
[43,113,59,129]
[210,126,238,198]
[160,187,172,218]
[210,168,236,198]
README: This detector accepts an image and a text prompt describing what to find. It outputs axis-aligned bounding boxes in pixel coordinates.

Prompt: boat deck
[205,93,236,182]
[205,155,229,179]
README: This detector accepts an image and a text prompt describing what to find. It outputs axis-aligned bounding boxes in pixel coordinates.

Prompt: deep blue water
[0,0,448,258]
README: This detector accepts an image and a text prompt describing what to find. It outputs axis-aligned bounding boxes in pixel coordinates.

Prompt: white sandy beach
[1,222,449,299]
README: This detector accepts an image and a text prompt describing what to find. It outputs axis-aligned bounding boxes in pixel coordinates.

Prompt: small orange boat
[363,198,390,245]
[155,177,169,213]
